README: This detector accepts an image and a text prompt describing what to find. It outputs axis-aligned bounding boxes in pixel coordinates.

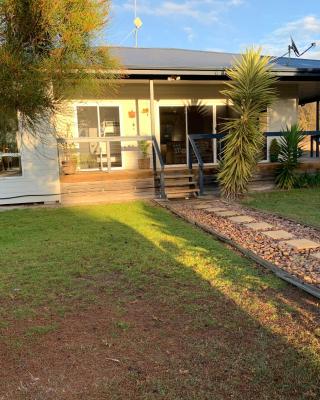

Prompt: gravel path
[167,198,320,289]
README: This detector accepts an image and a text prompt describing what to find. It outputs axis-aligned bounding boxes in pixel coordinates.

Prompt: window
[0,133,22,177]
[75,105,122,170]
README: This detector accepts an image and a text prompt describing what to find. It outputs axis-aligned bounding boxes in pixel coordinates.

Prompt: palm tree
[217,48,278,199]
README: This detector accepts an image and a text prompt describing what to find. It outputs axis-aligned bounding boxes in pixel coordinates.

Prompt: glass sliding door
[187,105,214,163]
[160,106,186,165]
[76,105,122,170]
[159,104,215,166]
[77,106,101,170]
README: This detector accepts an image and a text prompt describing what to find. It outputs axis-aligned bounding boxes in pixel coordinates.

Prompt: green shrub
[269,138,280,162]
[294,172,320,188]
[275,124,304,190]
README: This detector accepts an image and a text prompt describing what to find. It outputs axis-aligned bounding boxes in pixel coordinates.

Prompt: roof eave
[121,68,320,78]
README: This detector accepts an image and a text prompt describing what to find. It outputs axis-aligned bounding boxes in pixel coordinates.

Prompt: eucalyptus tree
[0,0,117,139]
[218,49,278,199]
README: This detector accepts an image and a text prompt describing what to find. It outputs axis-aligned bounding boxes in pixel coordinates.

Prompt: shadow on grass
[0,201,319,399]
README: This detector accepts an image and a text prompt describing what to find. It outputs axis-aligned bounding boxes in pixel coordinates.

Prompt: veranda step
[165,181,197,187]
[166,190,199,199]
[165,188,199,194]
[163,174,194,179]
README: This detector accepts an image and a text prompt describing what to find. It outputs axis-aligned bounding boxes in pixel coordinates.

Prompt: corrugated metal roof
[110,46,320,73]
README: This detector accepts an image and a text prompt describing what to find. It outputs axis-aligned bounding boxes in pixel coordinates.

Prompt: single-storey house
[1,47,320,204]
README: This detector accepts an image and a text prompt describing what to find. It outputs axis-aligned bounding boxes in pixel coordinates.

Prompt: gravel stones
[167,199,320,288]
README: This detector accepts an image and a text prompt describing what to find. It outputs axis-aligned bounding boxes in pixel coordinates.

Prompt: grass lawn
[242,188,320,228]
[0,201,319,399]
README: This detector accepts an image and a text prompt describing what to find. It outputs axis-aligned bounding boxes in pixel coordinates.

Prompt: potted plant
[138,140,150,169]
[60,143,78,175]
[269,138,280,162]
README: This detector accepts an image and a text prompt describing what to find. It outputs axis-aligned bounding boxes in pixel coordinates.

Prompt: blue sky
[105,0,320,58]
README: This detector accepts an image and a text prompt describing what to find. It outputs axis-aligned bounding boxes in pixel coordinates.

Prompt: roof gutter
[121,68,320,78]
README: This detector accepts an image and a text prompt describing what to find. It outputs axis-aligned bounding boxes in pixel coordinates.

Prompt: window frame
[0,132,23,180]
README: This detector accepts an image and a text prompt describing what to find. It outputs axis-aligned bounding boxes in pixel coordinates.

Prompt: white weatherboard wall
[0,134,61,205]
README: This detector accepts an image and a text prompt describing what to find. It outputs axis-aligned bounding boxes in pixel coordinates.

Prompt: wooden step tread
[167,192,198,199]
[165,188,199,194]
[163,174,194,179]
[165,181,197,187]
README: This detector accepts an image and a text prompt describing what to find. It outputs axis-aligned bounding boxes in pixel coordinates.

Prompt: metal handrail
[58,135,166,199]
[188,133,224,195]
[188,135,204,195]
[188,130,320,196]
[151,136,166,199]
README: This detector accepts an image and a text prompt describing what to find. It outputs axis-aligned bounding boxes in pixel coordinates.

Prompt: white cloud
[114,0,244,24]
[259,15,320,59]
[183,26,195,42]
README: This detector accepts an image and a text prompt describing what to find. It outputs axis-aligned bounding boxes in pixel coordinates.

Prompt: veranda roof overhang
[110,47,320,105]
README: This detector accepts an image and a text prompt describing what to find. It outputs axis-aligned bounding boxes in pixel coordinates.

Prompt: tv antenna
[118,0,143,47]
[273,37,316,63]
[133,0,143,48]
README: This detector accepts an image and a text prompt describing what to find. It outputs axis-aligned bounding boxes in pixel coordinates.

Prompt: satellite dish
[273,37,317,63]
[290,36,300,56]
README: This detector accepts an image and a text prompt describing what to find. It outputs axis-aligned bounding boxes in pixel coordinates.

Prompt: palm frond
[275,124,304,189]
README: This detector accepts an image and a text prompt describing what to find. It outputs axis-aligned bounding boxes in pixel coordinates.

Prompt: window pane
[160,107,186,165]
[77,106,99,138]
[188,105,213,163]
[216,105,238,161]
[77,143,101,170]
[99,107,122,168]
[76,106,100,170]
[0,133,22,177]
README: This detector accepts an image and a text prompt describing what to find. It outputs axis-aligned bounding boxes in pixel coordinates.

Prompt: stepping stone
[285,239,320,251]
[216,210,239,217]
[263,230,295,240]
[244,222,274,231]
[194,204,211,209]
[205,207,227,213]
[311,252,320,261]
[228,215,256,223]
